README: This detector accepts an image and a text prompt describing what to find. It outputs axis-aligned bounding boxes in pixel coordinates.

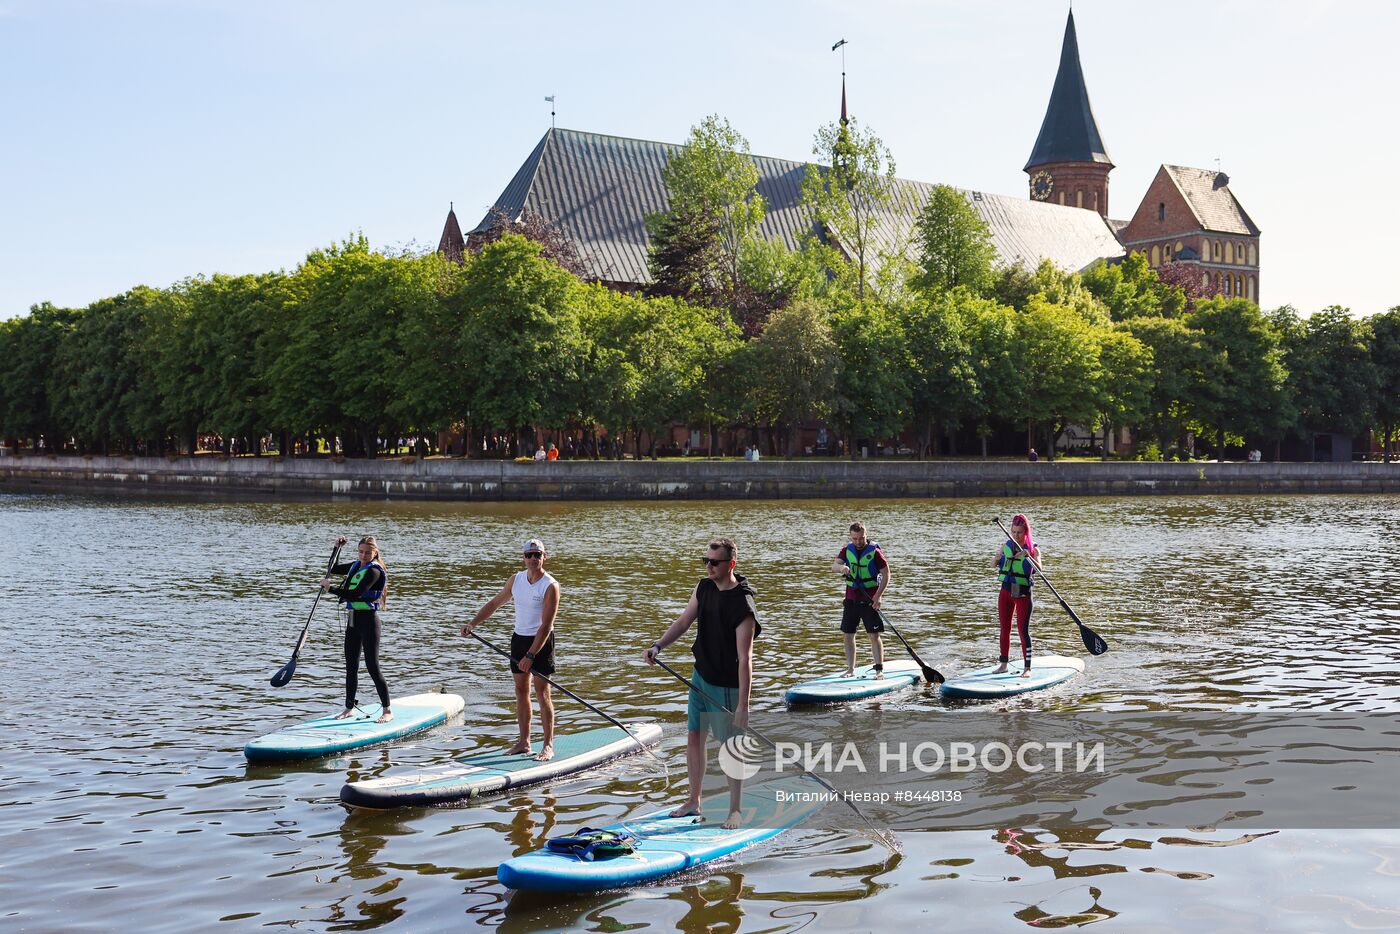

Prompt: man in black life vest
[644,537,759,830]
[830,521,888,678]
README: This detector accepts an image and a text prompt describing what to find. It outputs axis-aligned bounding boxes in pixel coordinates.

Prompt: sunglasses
[700,557,729,568]
[523,552,543,559]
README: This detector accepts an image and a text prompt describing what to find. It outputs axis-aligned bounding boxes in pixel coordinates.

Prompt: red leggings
[997,589,1033,666]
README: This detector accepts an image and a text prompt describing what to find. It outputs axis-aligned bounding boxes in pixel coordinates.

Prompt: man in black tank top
[644,537,760,829]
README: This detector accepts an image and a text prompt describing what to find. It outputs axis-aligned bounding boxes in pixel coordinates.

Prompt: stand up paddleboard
[939,655,1084,699]
[785,659,924,704]
[244,692,465,762]
[340,723,664,808]
[497,776,824,892]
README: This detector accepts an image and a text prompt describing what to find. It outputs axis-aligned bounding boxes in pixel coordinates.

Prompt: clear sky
[2,0,1394,320]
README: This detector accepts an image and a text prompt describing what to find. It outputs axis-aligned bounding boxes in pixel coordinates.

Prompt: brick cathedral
[440,10,1261,303]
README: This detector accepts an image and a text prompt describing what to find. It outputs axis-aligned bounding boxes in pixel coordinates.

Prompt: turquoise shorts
[686,670,738,740]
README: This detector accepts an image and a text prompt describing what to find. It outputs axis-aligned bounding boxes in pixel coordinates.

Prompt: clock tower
[1025,10,1113,217]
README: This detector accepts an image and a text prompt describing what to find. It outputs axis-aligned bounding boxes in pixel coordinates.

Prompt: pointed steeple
[840,74,848,126]
[437,202,465,264]
[1024,10,1112,170]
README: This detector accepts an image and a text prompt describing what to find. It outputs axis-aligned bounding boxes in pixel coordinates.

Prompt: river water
[3,491,1399,932]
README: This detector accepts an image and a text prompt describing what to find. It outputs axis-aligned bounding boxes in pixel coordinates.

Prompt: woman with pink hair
[992,514,1039,676]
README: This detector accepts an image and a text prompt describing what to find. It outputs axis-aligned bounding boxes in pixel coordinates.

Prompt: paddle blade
[1080,627,1109,656]
[921,664,945,685]
[270,658,297,687]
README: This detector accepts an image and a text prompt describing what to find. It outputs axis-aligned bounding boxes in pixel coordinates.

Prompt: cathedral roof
[471,127,1124,285]
[437,204,465,262]
[1025,11,1112,171]
[1162,165,1260,236]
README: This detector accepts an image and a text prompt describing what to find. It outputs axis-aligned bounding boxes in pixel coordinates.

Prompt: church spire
[1024,10,1112,170]
[840,73,848,126]
[437,202,465,264]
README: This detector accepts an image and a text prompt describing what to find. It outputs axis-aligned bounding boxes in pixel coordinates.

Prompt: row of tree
[1,115,1397,461]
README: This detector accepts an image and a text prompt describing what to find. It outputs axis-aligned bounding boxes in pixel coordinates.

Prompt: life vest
[843,542,882,591]
[999,541,1033,590]
[544,827,637,861]
[342,560,386,611]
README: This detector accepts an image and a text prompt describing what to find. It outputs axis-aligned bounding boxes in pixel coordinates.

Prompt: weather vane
[545,95,556,129]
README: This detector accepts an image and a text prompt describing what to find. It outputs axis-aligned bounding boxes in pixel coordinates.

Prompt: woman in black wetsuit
[320,535,392,722]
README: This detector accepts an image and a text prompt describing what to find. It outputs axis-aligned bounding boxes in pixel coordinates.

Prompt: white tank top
[511,570,558,636]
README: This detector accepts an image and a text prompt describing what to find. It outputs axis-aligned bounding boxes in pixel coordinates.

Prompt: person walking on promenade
[993,514,1040,677]
[322,536,393,722]
[643,538,759,829]
[831,521,888,678]
[462,539,560,761]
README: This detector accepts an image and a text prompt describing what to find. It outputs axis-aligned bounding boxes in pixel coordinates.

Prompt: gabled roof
[1162,165,1261,236]
[437,204,465,263]
[472,128,1124,285]
[1025,11,1112,170]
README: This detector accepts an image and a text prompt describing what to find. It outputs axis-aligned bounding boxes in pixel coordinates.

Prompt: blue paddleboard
[244,692,465,762]
[939,655,1084,699]
[497,776,825,892]
[785,658,924,704]
[340,723,664,808]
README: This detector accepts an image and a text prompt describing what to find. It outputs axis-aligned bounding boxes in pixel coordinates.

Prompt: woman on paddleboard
[321,535,393,722]
[993,514,1040,677]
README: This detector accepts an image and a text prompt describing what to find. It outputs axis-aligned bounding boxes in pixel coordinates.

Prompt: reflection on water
[3,491,1399,930]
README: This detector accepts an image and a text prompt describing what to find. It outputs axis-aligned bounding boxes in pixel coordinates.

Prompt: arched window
[1215,240,1223,261]
[1203,236,1211,257]
[1076,190,1084,208]
[1175,240,1184,253]
[1214,272,1223,291]
[1202,272,1210,288]
[1248,275,1257,300]
[1151,245,1161,265]
[1165,243,1173,261]
[1224,241,1233,264]
[1236,274,1244,297]
[1092,190,1099,211]
[1247,243,1257,265]
[1158,203,1166,221]
[1058,192,1065,205]
[1237,242,1245,263]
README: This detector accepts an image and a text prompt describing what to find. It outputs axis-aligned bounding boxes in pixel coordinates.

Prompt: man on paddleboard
[462,539,560,762]
[643,537,759,829]
[831,521,888,678]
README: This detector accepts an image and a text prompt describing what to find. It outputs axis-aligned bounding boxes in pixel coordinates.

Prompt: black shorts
[841,598,884,634]
[509,632,556,676]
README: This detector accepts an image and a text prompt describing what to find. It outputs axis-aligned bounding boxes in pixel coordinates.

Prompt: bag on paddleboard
[544,827,637,861]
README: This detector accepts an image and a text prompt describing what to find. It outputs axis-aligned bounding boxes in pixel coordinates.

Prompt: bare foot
[334,708,355,720]
[668,801,702,818]
[506,741,531,755]
[376,709,394,723]
[843,669,855,678]
[1020,667,1032,678]
[873,670,884,681]
[722,809,744,830]
[992,664,1008,674]
[534,744,554,762]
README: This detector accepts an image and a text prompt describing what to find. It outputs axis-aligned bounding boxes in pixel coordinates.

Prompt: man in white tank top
[461,538,561,761]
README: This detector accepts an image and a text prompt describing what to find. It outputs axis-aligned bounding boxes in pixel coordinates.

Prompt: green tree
[749,299,839,455]
[1013,297,1103,460]
[1278,306,1378,442]
[963,298,1025,457]
[910,184,996,297]
[897,290,980,458]
[830,299,910,457]
[1369,308,1400,461]
[648,115,765,315]
[458,234,585,453]
[802,117,900,300]
[1094,328,1154,458]
[1081,252,1186,320]
[0,303,80,449]
[1119,316,1206,457]
[1188,297,1292,458]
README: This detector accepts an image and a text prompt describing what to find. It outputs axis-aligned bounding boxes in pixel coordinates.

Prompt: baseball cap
[523,538,546,554]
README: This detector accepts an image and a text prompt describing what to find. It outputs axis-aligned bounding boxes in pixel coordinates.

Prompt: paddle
[849,576,944,684]
[465,630,667,769]
[993,518,1108,656]
[649,657,892,843]
[270,542,342,687]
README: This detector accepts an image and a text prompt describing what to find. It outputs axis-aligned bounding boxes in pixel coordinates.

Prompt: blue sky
[2,0,1393,319]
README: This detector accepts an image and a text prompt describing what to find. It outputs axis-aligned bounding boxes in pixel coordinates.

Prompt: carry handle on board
[992,517,1108,656]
